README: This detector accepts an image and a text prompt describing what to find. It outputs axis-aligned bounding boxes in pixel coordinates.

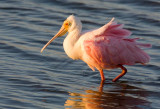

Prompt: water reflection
[65,82,149,109]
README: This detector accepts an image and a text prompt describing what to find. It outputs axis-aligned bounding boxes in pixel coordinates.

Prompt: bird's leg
[98,69,105,92]
[99,69,105,81]
[99,80,105,92]
[112,65,127,82]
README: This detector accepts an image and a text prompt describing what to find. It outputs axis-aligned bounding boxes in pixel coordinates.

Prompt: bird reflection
[65,81,149,109]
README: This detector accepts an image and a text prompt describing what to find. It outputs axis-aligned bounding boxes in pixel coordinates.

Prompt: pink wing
[83,18,151,69]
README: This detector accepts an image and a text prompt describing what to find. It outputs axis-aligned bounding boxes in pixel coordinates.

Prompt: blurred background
[0,0,160,109]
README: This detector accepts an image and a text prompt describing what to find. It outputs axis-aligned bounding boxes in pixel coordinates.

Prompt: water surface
[0,0,160,109]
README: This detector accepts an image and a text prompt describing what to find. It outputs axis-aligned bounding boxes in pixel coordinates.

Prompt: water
[0,0,160,109]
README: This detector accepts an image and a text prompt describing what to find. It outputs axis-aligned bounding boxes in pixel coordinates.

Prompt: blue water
[0,0,160,109]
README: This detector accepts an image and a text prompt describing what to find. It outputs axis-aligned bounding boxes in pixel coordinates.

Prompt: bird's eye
[63,21,71,29]
[65,22,71,27]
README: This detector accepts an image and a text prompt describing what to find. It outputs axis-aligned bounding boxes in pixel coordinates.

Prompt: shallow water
[0,0,160,109]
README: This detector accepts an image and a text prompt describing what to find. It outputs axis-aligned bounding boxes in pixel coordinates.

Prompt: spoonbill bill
[41,15,151,82]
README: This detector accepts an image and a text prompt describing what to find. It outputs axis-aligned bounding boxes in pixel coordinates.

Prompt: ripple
[0,0,159,109]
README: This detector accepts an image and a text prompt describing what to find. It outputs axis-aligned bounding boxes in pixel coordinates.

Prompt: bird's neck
[63,28,81,60]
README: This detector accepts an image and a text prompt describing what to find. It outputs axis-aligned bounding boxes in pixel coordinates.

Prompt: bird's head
[41,15,81,53]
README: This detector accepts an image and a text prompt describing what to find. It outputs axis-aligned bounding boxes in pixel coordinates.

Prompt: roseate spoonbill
[41,15,151,82]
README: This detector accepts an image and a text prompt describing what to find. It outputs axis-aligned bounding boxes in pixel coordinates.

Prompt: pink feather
[83,18,151,70]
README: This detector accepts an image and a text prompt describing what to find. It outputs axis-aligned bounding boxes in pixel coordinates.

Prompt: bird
[41,15,151,82]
